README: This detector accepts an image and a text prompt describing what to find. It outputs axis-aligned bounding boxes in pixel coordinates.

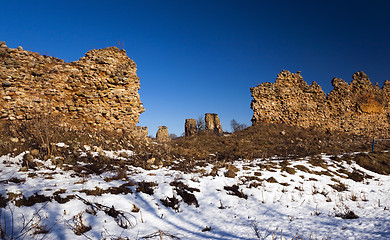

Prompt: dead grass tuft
[224,164,239,178]
[294,165,311,173]
[71,212,92,235]
[308,155,328,169]
[266,177,278,183]
[170,181,199,207]
[53,189,74,204]
[224,185,248,199]
[161,196,180,212]
[14,193,51,207]
[281,166,296,175]
[136,181,157,195]
[329,182,348,192]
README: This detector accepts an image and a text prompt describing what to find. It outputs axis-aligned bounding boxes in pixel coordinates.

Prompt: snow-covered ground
[0,149,389,239]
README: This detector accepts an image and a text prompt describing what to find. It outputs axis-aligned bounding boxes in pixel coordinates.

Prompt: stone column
[156,126,171,142]
[185,119,197,137]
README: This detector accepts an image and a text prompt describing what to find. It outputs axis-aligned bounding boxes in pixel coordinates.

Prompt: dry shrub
[0,204,52,239]
[0,114,141,160]
[71,212,92,235]
[141,230,180,239]
[75,195,136,229]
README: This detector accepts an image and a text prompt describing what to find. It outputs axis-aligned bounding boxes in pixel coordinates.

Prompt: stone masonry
[205,113,223,135]
[250,70,390,138]
[0,41,144,133]
[185,118,197,137]
[156,126,170,142]
[134,126,148,140]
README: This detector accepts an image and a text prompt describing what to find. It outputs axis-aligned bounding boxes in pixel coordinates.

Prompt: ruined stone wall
[251,70,390,138]
[185,119,197,137]
[156,126,170,142]
[0,41,144,133]
[205,113,223,135]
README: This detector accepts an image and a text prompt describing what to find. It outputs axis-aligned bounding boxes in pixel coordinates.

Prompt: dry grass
[349,152,390,175]
[70,211,91,235]
[0,115,140,159]
[168,123,370,163]
[0,116,389,178]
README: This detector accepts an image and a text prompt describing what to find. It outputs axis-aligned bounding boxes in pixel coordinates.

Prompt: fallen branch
[75,195,136,229]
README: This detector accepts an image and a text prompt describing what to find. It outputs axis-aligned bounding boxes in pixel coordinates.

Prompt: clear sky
[1,1,389,136]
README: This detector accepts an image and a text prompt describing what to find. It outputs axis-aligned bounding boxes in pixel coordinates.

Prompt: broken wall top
[251,70,390,137]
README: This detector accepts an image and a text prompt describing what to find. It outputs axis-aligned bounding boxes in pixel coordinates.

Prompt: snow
[0,151,389,239]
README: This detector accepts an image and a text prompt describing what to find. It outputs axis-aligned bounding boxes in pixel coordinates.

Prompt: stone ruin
[134,126,148,140]
[184,113,223,136]
[250,70,390,138]
[0,41,144,134]
[185,118,197,137]
[156,126,170,142]
[205,113,223,135]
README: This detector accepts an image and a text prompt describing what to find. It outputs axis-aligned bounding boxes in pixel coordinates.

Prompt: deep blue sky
[1,1,389,136]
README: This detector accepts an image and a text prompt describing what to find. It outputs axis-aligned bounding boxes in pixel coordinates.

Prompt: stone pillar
[156,126,170,142]
[205,113,223,135]
[185,119,197,137]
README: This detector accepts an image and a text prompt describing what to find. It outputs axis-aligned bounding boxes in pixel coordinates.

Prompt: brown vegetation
[168,122,371,162]
[0,112,389,178]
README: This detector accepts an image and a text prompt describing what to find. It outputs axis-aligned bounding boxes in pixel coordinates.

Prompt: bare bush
[231,119,247,132]
[197,115,205,132]
[0,204,52,240]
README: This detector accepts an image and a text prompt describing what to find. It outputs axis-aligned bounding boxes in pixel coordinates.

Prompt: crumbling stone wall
[0,41,144,133]
[134,126,148,140]
[251,70,390,138]
[156,126,170,142]
[205,113,223,135]
[185,119,197,137]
